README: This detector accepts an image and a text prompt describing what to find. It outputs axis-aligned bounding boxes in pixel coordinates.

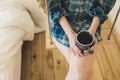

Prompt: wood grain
[42,49,55,80]
[21,32,46,80]
[21,42,32,80]
[31,32,46,80]
[53,49,67,80]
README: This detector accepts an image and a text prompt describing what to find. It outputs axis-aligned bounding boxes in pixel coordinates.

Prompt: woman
[0,0,47,80]
[48,0,116,80]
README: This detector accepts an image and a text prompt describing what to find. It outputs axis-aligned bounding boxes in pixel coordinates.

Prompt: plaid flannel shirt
[48,0,116,47]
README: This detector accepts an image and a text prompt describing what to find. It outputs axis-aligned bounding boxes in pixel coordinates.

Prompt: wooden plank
[21,42,32,80]
[95,28,116,80]
[65,61,69,74]
[102,20,111,29]
[96,45,114,80]
[92,28,119,80]
[31,32,45,80]
[101,28,120,80]
[53,49,67,80]
[93,55,104,80]
[113,29,120,48]
[42,49,55,80]
[100,29,115,45]
[103,43,120,80]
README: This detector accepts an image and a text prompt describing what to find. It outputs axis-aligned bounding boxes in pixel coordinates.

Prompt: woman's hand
[68,32,83,57]
[83,37,98,56]
[58,16,83,57]
[84,16,100,55]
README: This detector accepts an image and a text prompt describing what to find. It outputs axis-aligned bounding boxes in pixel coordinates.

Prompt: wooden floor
[21,21,120,80]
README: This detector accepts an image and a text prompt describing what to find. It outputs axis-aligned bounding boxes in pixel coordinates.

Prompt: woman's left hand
[83,35,98,56]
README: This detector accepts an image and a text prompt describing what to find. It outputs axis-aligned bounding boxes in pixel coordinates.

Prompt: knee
[75,73,89,80]
[67,71,90,80]
[68,64,92,80]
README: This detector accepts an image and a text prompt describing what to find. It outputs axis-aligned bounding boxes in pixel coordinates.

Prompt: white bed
[0,0,48,80]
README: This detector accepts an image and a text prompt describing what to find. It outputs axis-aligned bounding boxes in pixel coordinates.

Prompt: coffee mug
[76,30,95,54]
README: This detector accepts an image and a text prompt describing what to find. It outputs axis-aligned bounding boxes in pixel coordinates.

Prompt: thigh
[69,52,95,74]
[53,38,71,63]
[53,38,96,74]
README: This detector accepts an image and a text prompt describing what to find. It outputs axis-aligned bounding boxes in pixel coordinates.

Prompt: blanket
[0,0,48,80]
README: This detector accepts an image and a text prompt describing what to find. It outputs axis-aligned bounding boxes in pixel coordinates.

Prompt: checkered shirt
[48,0,116,47]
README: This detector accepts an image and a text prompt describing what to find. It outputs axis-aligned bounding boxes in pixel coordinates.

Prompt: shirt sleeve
[88,0,116,24]
[48,0,67,23]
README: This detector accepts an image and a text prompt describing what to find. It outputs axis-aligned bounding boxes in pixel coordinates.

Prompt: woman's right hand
[58,16,83,57]
[68,32,83,57]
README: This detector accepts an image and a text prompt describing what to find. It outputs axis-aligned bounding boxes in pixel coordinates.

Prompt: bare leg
[53,38,95,80]
[89,71,93,80]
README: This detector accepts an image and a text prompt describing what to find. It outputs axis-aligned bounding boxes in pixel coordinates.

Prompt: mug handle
[88,47,94,54]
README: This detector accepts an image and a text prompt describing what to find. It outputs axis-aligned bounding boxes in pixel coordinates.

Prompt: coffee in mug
[76,30,95,54]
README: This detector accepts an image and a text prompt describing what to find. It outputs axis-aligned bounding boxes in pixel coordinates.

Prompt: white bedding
[0,28,24,80]
[0,0,48,80]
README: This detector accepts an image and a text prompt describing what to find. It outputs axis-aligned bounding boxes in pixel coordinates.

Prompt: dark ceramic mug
[76,30,95,54]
